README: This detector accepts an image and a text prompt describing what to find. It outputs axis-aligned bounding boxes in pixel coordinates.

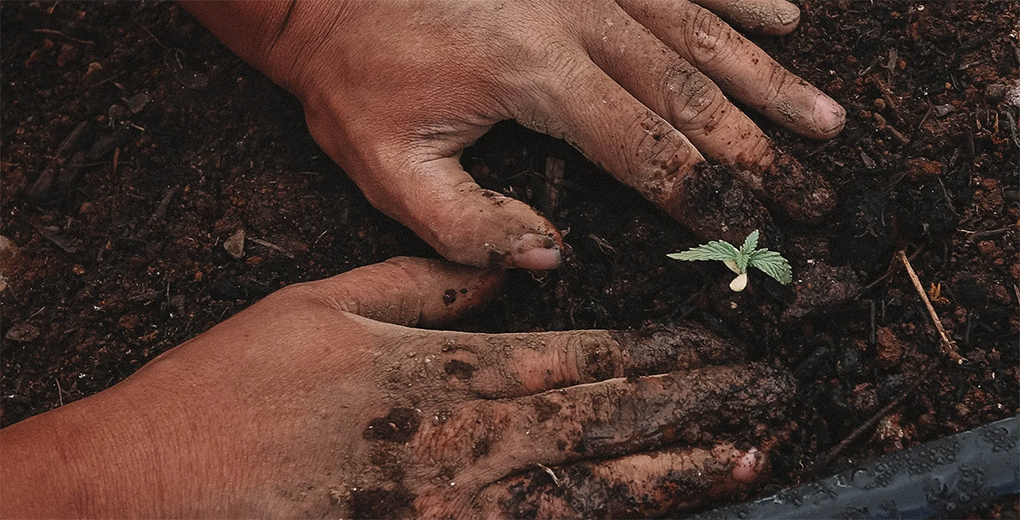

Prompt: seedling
[667,230,792,292]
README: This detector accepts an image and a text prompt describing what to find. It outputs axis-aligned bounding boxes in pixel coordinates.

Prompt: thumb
[300,257,504,328]
[362,156,564,269]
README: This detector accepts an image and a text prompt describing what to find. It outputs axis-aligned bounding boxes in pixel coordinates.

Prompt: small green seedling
[667,230,792,292]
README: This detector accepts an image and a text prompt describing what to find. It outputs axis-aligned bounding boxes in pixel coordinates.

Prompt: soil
[2,0,1018,517]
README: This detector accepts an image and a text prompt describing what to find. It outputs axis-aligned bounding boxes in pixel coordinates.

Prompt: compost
[2,1,1017,516]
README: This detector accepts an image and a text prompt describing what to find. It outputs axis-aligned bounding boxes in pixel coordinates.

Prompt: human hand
[1,257,793,518]
[183,0,845,269]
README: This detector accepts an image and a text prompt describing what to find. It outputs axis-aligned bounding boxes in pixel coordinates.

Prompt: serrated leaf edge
[666,240,739,262]
[747,249,792,284]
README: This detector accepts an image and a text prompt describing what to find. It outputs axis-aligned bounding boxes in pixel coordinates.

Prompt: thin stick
[959,226,1016,241]
[32,28,95,45]
[897,250,965,364]
[144,185,179,228]
[816,363,937,473]
[536,464,561,486]
[862,247,923,294]
[249,237,295,259]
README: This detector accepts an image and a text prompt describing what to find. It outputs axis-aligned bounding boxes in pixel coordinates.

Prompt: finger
[419,363,793,485]
[514,51,802,238]
[585,4,773,170]
[477,445,766,518]
[581,4,834,221]
[298,256,504,327]
[618,0,846,139]
[419,325,743,398]
[690,0,801,36]
[512,52,704,219]
[361,155,564,269]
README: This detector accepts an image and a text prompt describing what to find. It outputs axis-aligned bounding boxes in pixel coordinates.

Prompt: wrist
[179,0,355,98]
[1,397,161,518]
[0,370,244,518]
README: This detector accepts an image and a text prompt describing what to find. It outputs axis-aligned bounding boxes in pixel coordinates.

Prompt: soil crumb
[363,408,421,444]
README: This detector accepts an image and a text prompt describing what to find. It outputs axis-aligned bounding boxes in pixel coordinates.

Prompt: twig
[84,71,125,92]
[805,139,838,158]
[27,306,46,320]
[959,225,1017,242]
[55,379,64,407]
[897,250,965,364]
[816,362,937,473]
[884,125,910,145]
[861,247,923,294]
[536,464,561,486]
[249,238,295,258]
[144,185,179,228]
[32,28,94,45]
[868,75,906,124]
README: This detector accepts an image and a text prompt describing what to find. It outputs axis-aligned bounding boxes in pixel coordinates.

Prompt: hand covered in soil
[0,257,794,518]
[182,0,845,269]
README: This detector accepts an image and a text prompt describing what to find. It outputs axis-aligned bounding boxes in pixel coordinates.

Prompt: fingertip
[412,178,562,270]
[731,447,768,484]
[761,1,801,35]
[693,0,801,35]
[499,233,562,270]
[812,94,847,138]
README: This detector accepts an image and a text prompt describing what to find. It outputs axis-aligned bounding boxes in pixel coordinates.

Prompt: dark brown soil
[2,0,1018,517]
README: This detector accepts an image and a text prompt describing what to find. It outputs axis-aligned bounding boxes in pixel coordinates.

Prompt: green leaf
[739,230,759,257]
[747,249,792,284]
[734,230,759,272]
[667,240,739,262]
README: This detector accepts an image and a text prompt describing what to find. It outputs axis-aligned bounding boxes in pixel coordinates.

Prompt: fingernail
[504,233,561,270]
[812,95,847,136]
[775,2,801,27]
[732,448,765,483]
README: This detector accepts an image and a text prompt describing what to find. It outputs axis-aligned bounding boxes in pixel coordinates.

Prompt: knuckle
[415,401,510,463]
[686,7,734,66]
[671,72,727,130]
[493,26,578,91]
[567,332,623,382]
[622,111,699,204]
[430,184,488,250]
[740,133,775,167]
[761,64,800,104]
[265,281,318,307]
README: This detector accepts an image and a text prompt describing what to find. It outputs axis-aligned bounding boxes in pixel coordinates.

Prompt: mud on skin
[563,363,796,457]
[363,407,422,444]
[341,330,794,519]
[499,452,734,519]
[668,162,781,246]
[609,325,745,375]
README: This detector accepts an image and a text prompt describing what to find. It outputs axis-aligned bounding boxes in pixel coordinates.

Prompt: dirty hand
[182,0,845,269]
[1,257,793,518]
